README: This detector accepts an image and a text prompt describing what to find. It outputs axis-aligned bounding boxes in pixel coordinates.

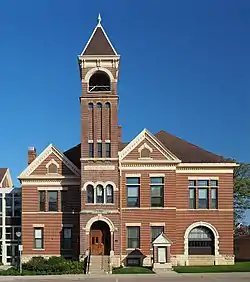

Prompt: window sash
[105,143,111,158]
[211,188,218,209]
[62,228,72,250]
[127,186,139,207]
[126,177,140,185]
[39,191,45,212]
[89,143,94,158]
[87,186,94,203]
[189,188,196,209]
[48,191,58,212]
[127,227,140,249]
[97,142,102,158]
[198,188,208,209]
[34,228,43,249]
[106,185,113,203]
[151,185,163,207]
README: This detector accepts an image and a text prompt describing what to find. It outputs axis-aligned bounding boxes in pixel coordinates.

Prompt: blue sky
[0,0,249,220]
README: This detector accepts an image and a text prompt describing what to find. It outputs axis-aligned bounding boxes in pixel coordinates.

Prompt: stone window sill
[32,249,45,251]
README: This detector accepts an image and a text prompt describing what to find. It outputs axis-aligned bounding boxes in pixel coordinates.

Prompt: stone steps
[88,255,110,274]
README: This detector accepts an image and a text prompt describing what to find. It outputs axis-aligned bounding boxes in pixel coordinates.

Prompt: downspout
[118,154,123,266]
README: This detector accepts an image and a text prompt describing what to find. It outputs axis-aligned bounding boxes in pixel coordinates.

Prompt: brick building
[18,17,237,269]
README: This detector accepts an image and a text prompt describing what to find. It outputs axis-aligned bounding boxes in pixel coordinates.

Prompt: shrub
[19,256,85,275]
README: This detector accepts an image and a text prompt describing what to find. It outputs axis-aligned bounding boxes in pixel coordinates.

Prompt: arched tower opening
[89,71,111,92]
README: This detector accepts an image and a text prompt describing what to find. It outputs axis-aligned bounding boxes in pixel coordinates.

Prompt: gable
[153,233,172,245]
[119,129,181,163]
[0,168,13,188]
[18,144,80,179]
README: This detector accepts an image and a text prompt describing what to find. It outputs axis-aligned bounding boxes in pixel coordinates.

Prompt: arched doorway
[90,221,111,255]
[188,226,215,255]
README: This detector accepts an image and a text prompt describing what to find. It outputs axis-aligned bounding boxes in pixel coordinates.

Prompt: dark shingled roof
[64,144,81,169]
[0,168,7,182]
[63,130,232,167]
[83,27,116,56]
[155,130,231,163]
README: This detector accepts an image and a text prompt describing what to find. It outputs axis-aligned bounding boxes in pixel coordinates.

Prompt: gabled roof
[155,130,232,163]
[0,168,7,183]
[63,130,235,165]
[153,233,172,245]
[80,15,118,56]
[0,168,13,188]
[64,143,81,169]
[18,144,81,179]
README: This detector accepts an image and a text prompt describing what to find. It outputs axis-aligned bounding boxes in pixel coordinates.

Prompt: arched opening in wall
[90,221,111,255]
[89,71,111,92]
[188,226,215,255]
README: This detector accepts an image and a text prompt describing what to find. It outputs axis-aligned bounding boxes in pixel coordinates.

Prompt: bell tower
[78,15,121,258]
[78,14,120,162]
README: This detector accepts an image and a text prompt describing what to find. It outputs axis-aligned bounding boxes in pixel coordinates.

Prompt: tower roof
[80,14,118,56]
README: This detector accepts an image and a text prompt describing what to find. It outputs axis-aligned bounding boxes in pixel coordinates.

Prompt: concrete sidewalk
[0,272,180,280]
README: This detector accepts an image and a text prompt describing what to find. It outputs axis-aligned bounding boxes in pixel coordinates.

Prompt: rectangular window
[48,191,58,212]
[61,191,67,212]
[211,188,218,209]
[5,194,13,217]
[127,226,140,249]
[189,188,196,209]
[105,142,111,158]
[34,228,44,249]
[62,228,72,250]
[151,226,164,243]
[198,188,208,209]
[88,143,94,158]
[126,177,140,207]
[97,142,102,158]
[150,177,164,207]
[39,191,45,212]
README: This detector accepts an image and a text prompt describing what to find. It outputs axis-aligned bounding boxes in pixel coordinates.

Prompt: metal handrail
[87,249,91,274]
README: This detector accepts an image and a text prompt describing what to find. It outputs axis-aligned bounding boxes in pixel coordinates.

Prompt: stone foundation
[170,254,235,266]
[215,255,235,265]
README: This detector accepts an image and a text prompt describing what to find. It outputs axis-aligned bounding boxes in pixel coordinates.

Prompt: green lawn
[112,266,155,274]
[174,262,250,273]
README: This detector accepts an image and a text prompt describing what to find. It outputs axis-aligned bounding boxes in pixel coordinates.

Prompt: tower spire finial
[98,13,102,25]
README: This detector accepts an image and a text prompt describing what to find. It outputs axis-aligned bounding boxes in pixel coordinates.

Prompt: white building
[0,168,21,265]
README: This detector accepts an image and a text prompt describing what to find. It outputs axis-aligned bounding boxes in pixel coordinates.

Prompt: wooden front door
[90,230,104,255]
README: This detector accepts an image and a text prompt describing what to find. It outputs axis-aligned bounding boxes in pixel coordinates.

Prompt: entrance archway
[188,226,215,255]
[90,221,111,255]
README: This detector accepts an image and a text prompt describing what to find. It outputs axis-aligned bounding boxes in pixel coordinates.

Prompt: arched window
[86,185,94,203]
[48,163,58,174]
[88,103,94,109]
[97,102,102,109]
[188,226,214,255]
[105,102,111,109]
[106,184,114,203]
[89,71,111,92]
[96,185,104,203]
[140,148,151,158]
